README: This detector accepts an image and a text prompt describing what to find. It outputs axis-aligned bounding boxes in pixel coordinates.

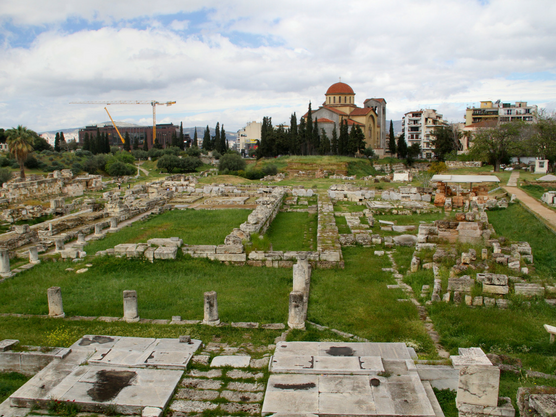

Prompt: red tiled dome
[326,82,354,95]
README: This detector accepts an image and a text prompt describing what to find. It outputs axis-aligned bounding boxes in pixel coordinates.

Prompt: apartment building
[465,100,537,126]
[401,109,448,160]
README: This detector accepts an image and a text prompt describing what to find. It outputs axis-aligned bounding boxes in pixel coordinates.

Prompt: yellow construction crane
[70,100,176,146]
[103,107,125,144]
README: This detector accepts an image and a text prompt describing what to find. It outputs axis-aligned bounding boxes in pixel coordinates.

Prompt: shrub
[363,147,375,158]
[163,147,181,156]
[114,151,135,165]
[106,161,135,176]
[244,169,264,180]
[75,150,92,158]
[0,168,12,185]
[83,159,98,174]
[179,156,202,172]
[94,154,108,171]
[157,154,180,173]
[131,150,148,160]
[428,161,447,174]
[71,162,83,176]
[24,154,40,169]
[186,146,201,158]
[212,150,222,160]
[147,148,164,160]
[0,157,10,167]
[219,153,246,172]
[262,164,278,176]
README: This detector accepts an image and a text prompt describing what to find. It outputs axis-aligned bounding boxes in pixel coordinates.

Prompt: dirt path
[502,170,556,232]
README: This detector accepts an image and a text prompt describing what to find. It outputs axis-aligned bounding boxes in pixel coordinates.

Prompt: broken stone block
[484,297,496,307]
[514,283,545,297]
[448,276,475,292]
[473,296,483,306]
[483,284,509,295]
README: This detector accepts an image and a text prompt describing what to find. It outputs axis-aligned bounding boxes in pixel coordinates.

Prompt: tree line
[255,103,370,159]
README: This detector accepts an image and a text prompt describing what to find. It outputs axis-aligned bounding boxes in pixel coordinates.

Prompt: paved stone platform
[263,342,442,417]
[8,335,201,415]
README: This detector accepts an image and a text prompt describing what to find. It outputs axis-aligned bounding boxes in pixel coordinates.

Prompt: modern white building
[236,121,262,154]
[465,100,537,126]
[401,109,448,160]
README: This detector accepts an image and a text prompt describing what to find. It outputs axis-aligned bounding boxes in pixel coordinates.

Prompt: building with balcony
[401,109,448,160]
[236,121,262,154]
[465,101,537,126]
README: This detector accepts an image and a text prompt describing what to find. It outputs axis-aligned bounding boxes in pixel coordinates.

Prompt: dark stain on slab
[370,378,381,387]
[273,382,316,390]
[87,370,136,402]
[79,336,114,346]
[325,346,354,356]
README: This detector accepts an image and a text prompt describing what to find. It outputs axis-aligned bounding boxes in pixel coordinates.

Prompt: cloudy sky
[1,0,555,134]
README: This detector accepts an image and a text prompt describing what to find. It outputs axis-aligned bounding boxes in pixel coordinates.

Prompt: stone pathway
[503,171,556,232]
[168,343,272,416]
[386,251,450,359]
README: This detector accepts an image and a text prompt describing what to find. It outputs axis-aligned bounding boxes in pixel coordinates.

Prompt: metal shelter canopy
[431,174,500,183]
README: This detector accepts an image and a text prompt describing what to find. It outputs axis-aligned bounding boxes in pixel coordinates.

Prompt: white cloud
[1,0,555,133]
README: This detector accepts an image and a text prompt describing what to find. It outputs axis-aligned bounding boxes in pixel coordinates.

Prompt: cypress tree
[388,120,397,155]
[104,132,110,153]
[298,117,306,156]
[313,118,320,155]
[153,137,162,149]
[214,122,220,153]
[193,127,198,147]
[320,128,331,155]
[60,132,67,152]
[331,124,338,155]
[306,102,313,155]
[83,133,90,151]
[179,122,185,150]
[397,133,408,160]
[171,131,179,148]
[143,136,149,151]
[133,136,139,150]
[124,132,131,151]
[54,133,60,152]
[220,125,226,154]
[289,113,298,155]
[348,123,358,155]
[338,120,349,155]
[202,126,211,150]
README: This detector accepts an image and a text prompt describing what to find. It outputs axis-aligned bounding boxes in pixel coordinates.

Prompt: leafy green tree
[32,134,52,151]
[219,153,246,171]
[132,136,139,150]
[406,143,421,165]
[388,120,397,155]
[179,156,202,172]
[124,132,131,151]
[153,137,163,149]
[397,134,408,160]
[363,146,375,158]
[157,154,180,173]
[431,126,458,161]
[186,146,201,157]
[106,161,135,176]
[470,122,524,171]
[6,125,34,179]
[531,113,556,171]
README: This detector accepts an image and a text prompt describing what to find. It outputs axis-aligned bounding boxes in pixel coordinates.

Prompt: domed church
[306,81,387,153]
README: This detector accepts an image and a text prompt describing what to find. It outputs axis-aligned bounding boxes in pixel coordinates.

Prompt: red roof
[345,119,364,126]
[316,118,334,123]
[364,98,386,104]
[350,107,373,116]
[322,106,348,115]
[326,82,355,95]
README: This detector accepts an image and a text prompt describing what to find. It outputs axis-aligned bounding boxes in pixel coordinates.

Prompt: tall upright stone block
[203,291,220,326]
[77,233,87,245]
[110,218,118,230]
[48,286,65,318]
[288,291,305,330]
[95,224,103,236]
[54,238,65,252]
[123,290,140,323]
[0,249,11,277]
[29,246,40,264]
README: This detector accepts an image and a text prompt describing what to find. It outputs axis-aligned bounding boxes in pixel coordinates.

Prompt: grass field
[308,247,436,357]
[0,255,291,322]
[86,209,249,253]
[520,184,556,201]
[266,212,317,251]
[488,204,556,277]
[0,372,29,403]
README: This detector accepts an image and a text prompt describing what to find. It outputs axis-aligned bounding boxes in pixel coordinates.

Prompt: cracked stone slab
[221,390,264,403]
[169,400,217,413]
[180,378,222,390]
[226,370,264,380]
[211,355,251,368]
[174,388,219,401]
[226,381,265,391]
[187,369,222,378]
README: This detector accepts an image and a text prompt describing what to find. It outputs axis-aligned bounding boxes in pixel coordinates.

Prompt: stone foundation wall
[446,161,482,168]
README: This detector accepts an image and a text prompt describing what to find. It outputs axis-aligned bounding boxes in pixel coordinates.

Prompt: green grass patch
[0,371,29,403]
[334,215,351,234]
[266,212,317,251]
[433,388,457,417]
[393,246,415,275]
[520,184,556,201]
[347,160,379,177]
[86,209,249,253]
[0,255,291,323]
[404,269,434,302]
[428,301,556,372]
[308,247,436,357]
[0,316,282,350]
[488,204,556,277]
[334,201,366,213]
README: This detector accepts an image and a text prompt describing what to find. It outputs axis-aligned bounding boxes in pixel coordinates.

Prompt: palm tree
[6,125,34,180]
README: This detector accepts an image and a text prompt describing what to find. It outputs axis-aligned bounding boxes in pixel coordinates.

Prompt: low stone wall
[446,161,482,168]
[239,188,285,236]
[0,347,70,376]
[417,216,491,245]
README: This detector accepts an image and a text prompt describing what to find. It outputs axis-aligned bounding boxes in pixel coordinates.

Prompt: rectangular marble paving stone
[187,369,222,378]
[270,354,315,373]
[210,355,251,368]
[226,370,264,380]
[220,402,261,414]
[318,375,373,394]
[226,381,264,391]
[319,392,377,415]
[221,390,264,403]
[174,388,219,401]
[169,400,218,413]
[180,378,222,390]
